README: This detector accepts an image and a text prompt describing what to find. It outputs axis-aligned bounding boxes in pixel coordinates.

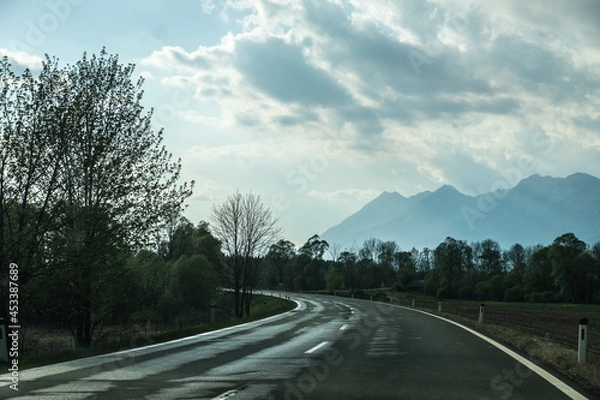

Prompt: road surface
[0,293,594,399]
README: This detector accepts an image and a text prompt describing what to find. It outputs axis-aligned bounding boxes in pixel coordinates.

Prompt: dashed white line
[305,341,329,354]
[340,324,348,330]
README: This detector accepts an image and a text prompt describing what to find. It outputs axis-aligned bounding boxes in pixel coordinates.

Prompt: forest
[261,232,600,305]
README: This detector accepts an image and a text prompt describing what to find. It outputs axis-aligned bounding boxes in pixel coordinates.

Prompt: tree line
[260,233,600,304]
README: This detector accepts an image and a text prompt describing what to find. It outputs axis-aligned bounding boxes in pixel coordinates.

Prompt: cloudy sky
[1,0,599,247]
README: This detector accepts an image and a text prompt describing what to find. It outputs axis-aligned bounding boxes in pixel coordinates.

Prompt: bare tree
[327,242,342,262]
[211,191,281,317]
[592,242,600,261]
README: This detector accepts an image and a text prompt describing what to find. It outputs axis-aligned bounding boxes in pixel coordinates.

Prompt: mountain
[321,173,600,249]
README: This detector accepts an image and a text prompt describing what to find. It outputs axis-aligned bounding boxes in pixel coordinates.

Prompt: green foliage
[0,50,194,347]
[325,265,344,292]
[172,255,216,311]
[262,232,600,306]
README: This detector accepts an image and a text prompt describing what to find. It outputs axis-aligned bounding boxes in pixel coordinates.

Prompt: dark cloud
[234,37,350,106]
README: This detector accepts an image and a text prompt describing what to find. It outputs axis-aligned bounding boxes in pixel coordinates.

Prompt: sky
[1,0,599,248]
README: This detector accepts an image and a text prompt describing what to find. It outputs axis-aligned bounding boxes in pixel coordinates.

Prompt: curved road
[0,293,594,399]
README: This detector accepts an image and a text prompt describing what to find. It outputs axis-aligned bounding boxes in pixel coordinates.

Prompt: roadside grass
[11,293,295,370]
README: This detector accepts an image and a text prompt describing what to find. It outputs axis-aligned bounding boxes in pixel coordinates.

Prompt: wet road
[0,293,592,399]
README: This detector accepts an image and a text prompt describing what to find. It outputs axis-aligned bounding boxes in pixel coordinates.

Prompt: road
[0,293,594,399]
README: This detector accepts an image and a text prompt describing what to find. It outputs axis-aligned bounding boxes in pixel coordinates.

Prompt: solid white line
[340,324,348,330]
[396,305,587,400]
[305,341,329,354]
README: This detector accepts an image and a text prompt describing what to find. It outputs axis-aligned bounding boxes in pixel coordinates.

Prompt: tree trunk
[75,292,92,348]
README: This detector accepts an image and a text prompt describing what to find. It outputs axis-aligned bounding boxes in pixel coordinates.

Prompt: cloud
[138,70,154,80]
[200,0,216,14]
[307,188,382,204]
[0,49,43,69]
[141,0,600,207]
[234,37,350,106]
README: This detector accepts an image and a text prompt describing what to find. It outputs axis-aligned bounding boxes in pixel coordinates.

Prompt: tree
[430,237,471,298]
[172,254,216,311]
[395,251,416,291]
[523,246,555,301]
[591,242,600,262]
[377,241,399,268]
[504,243,526,271]
[300,234,329,259]
[548,233,587,302]
[298,234,329,290]
[359,238,381,263]
[0,57,68,289]
[1,50,194,347]
[265,239,295,289]
[338,251,358,291]
[211,191,281,317]
[416,247,432,278]
[474,239,504,275]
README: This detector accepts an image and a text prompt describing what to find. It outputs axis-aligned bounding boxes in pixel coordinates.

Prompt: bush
[436,287,450,300]
[504,286,525,302]
[539,291,558,303]
[458,286,475,300]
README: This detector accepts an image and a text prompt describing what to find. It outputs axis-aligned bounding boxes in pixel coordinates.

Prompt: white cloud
[137,0,600,242]
[138,70,154,80]
[0,49,43,69]
[307,188,381,204]
[200,0,216,14]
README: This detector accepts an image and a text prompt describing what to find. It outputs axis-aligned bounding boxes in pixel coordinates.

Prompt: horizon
[1,1,599,246]
[323,171,600,251]
[375,171,599,199]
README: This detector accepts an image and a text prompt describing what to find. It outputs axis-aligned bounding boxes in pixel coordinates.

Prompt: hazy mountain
[321,173,600,250]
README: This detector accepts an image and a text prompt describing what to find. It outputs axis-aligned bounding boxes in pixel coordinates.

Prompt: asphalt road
[0,293,594,399]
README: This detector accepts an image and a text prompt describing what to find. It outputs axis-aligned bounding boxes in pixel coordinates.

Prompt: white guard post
[479,304,485,324]
[578,317,588,363]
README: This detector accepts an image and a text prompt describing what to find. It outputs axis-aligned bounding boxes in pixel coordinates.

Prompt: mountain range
[321,173,600,250]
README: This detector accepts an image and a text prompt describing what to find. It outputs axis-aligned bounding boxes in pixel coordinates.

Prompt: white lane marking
[340,324,348,331]
[212,389,239,399]
[4,297,303,383]
[396,305,587,400]
[305,341,329,354]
